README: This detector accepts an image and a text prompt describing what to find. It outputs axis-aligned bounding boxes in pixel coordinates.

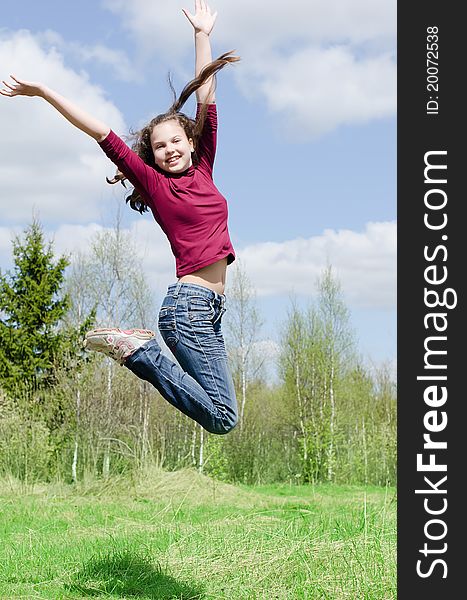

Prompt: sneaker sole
[83,328,156,350]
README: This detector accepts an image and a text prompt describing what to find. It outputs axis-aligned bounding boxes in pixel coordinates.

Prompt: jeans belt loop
[173,281,183,299]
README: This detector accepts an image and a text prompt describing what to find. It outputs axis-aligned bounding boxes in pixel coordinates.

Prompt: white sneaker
[84,328,156,365]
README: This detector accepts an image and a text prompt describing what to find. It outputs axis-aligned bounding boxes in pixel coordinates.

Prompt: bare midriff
[178,257,228,295]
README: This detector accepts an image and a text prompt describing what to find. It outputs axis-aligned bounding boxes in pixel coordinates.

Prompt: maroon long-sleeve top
[98,103,235,278]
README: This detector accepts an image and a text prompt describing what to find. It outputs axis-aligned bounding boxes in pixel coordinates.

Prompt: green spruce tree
[0,219,85,396]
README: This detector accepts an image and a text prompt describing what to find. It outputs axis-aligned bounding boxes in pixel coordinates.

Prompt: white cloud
[0,223,107,273]
[0,30,127,225]
[102,0,189,60]
[214,0,395,49]
[236,221,396,309]
[51,223,106,256]
[0,217,175,295]
[103,0,395,54]
[52,220,176,299]
[1,218,395,310]
[36,30,140,83]
[240,47,396,138]
[45,219,395,310]
[102,0,396,136]
[121,220,176,296]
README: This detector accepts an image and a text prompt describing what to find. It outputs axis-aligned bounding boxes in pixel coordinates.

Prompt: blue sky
[0,0,396,376]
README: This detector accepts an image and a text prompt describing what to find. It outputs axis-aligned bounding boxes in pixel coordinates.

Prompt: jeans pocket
[158,305,178,347]
[187,296,215,322]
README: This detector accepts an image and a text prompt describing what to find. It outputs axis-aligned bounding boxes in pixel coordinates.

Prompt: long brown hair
[107,51,240,214]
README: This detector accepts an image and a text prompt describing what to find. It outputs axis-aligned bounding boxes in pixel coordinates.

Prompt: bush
[0,408,53,482]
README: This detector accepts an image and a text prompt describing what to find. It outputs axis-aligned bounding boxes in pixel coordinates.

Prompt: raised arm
[1,76,110,142]
[182,0,217,104]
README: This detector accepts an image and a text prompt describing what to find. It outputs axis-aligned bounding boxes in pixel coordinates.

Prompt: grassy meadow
[0,470,396,599]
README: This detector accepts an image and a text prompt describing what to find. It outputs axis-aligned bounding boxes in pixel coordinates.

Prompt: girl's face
[150,120,194,173]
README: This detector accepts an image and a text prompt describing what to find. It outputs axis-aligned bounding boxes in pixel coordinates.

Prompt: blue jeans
[125,282,238,434]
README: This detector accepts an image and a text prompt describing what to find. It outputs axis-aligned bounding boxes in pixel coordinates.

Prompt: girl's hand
[182,0,217,36]
[1,75,109,140]
[0,75,45,98]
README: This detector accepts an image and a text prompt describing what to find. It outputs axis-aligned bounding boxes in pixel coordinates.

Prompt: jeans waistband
[168,282,226,304]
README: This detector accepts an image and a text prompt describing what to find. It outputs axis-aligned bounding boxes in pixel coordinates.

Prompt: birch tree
[280,267,355,482]
[224,261,264,428]
[280,300,328,481]
[65,213,156,478]
[315,266,355,481]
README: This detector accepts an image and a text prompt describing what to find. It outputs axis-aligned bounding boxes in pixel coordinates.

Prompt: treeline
[0,220,396,486]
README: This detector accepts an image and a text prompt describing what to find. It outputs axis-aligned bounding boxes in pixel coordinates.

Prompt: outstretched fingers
[200,1,213,15]
[1,75,22,96]
[184,0,215,17]
[0,82,14,97]
[0,75,43,98]
[183,0,217,34]
[203,1,218,25]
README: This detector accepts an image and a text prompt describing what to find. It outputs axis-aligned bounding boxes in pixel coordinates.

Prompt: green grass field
[0,470,396,599]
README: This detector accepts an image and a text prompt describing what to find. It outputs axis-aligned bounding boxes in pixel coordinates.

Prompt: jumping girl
[1,1,239,434]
